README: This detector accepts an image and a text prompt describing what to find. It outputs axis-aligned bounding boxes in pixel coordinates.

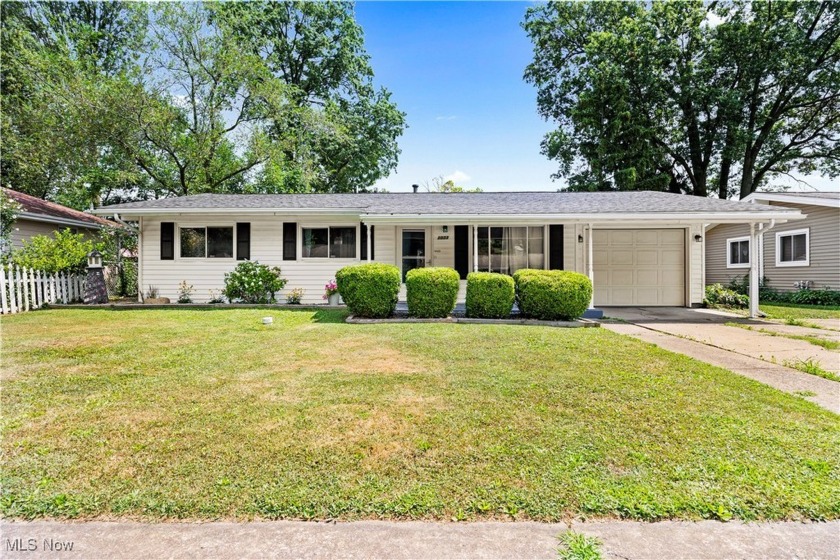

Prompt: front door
[401,229,426,281]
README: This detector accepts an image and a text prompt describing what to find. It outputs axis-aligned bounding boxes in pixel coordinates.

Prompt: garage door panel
[635,288,661,305]
[593,229,685,306]
[661,250,684,265]
[636,250,659,265]
[636,269,660,285]
[611,251,634,265]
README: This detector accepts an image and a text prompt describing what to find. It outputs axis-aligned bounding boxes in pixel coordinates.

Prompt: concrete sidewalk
[1,520,838,560]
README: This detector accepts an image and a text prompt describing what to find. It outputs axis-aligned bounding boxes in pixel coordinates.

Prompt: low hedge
[465,272,514,318]
[514,269,592,320]
[336,263,401,318]
[406,267,460,318]
[704,283,749,309]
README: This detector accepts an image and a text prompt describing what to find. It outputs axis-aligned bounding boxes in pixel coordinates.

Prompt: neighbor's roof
[744,191,840,208]
[3,188,118,229]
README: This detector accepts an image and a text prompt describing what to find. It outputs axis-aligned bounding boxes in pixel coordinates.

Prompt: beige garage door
[593,229,685,306]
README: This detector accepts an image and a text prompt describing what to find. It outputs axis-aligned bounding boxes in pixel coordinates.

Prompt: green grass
[2,309,839,522]
[557,531,602,560]
[783,358,840,382]
[724,322,840,351]
[760,303,840,321]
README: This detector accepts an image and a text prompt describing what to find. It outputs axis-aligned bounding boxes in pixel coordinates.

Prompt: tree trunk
[718,157,732,200]
[740,154,755,199]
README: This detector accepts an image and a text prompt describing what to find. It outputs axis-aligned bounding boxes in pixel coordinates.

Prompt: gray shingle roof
[97,191,796,216]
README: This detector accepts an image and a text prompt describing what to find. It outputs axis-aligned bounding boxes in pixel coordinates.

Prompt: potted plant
[323,279,340,306]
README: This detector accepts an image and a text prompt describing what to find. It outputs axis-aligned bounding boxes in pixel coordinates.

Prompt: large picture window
[776,229,809,267]
[476,226,544,275]
[726,236,750,268]
[180,227,233,258]
[302,226,357,259]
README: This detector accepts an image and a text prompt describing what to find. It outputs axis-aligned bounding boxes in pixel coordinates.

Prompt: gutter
[17,212,110,230]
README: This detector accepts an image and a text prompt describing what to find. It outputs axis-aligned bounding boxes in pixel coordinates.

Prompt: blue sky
[355,1,836,194]
[355,1,560,193]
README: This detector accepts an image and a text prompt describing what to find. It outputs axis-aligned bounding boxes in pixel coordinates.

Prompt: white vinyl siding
[141,215,396,304]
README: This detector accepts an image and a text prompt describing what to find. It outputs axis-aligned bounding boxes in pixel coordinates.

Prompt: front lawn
[760,303,840,321]
[2,309,838,521]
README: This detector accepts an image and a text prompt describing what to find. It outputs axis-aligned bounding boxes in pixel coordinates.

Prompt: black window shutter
[454,225,469,279]
[360,223,375,260]
[236,223,251,260]
[282,222,297,261]
[161,222,174,260]
[549,225,564,270]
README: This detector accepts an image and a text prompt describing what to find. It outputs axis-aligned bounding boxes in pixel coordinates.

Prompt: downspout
[749,219,776,318]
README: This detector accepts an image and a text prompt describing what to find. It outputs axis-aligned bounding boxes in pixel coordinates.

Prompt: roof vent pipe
[412,184,419,193]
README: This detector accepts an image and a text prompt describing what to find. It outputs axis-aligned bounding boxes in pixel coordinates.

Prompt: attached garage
[592,229,686,306]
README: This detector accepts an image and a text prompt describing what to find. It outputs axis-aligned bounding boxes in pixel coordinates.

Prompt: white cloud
[435,115,457,121]
[444,170,471,184]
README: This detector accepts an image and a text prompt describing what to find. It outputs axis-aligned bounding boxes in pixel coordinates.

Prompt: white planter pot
[328,293,340,306]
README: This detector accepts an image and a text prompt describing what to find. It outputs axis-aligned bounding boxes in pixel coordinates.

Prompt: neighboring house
[93,191,802,309]
[705,192,840,292]
[3,188,118,249]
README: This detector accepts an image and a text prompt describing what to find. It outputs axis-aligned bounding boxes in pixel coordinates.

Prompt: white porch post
[366,223,372,261]
[587,222,595,309]
[749,222,760,318]
[473,225,478,272]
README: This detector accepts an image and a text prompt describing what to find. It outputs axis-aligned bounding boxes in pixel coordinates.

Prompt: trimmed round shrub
[406,267,460,318]
[515,270,592,320]
[336,263,401,318]
[465,272,514,318]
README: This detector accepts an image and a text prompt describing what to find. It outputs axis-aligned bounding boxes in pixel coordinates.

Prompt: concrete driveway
[601,307,840,413]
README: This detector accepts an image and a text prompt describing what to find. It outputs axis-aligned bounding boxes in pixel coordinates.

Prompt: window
[180,226,233,258]
[776,229,809,267]
[302,226,357,258]
[726,236,750,268]
[476,226,545,275]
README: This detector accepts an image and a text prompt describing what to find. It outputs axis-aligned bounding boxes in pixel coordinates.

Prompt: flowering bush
[177,280,194,303]
[286,287,305,304]
[223,261,287,303]
[323,279,339,300]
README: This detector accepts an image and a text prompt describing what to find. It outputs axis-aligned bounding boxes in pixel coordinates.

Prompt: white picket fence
[1,266,86,314]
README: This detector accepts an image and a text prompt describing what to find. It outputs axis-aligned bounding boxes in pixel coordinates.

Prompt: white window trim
[775,228,810,268]
[726,236,750,269]
[300,224,360,261]
[177,224,236,260]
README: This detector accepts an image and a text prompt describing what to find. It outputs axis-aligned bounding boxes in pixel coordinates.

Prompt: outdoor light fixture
[694,234,703,242]
[442,226,449,233]
[578,234,584,243]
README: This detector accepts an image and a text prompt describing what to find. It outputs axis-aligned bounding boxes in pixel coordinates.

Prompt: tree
[212,1,407,193]
[524,1,840,198]
[422,176,483,193]
[0,2,149,207]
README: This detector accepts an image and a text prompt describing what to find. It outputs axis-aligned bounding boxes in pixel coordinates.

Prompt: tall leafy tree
[1,1,149,207]
[524,1,840,198]
[213,1,407,193]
